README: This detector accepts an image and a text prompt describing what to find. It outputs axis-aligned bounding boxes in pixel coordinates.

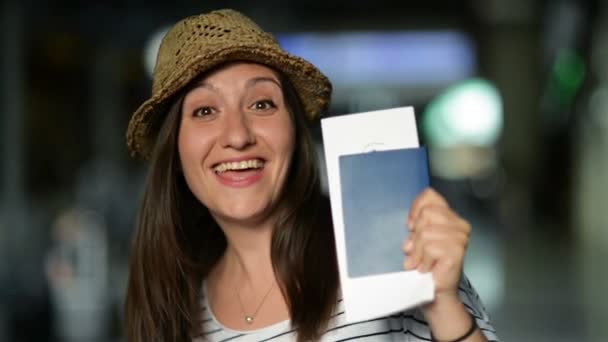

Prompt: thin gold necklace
[235,281,276,324]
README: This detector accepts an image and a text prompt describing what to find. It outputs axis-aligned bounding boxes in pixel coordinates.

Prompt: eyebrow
[245,76,282,90]
[190,76,281,93]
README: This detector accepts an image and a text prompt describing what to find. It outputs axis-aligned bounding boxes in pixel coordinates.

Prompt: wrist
[423,292,462,319]
[422,295,479,341]
[430,312,477,342]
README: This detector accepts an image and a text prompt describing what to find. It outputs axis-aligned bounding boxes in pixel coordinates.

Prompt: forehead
[199,62,281,85]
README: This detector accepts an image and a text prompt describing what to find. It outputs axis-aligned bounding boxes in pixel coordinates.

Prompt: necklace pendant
[245,316,254,324]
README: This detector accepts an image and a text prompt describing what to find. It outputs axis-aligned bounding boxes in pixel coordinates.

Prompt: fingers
[417,242,442,273]
[408,204,459,231]
[408,203,471,237]
[408,188,449,223]
[403,225,468,271]
[416,240,464,275]
[403,188,471,295]
[403,189,470,271]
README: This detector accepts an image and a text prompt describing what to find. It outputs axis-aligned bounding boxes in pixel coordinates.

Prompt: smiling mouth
[213,159,265,173]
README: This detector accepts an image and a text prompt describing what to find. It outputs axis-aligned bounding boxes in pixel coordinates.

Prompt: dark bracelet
[430,314,478,342]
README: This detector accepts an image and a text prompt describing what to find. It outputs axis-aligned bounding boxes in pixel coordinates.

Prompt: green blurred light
[423,79,503,147]
[551,49,586,105]
[554,50,585,91]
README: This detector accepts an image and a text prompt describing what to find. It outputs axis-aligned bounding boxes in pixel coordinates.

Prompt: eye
[192,106,215,117]
[251,99,276,111]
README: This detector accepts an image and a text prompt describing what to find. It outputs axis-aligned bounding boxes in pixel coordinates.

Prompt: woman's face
[178,62,295,227]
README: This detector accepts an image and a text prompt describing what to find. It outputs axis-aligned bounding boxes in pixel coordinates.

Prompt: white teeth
[214,159,263,173]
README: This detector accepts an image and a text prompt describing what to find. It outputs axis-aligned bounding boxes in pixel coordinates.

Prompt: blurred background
[1,0,607,341]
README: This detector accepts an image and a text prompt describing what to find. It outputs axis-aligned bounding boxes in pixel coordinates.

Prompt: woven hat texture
[126,9,332,159]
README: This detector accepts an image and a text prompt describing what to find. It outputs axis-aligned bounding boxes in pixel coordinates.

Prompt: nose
[218,109,255,149]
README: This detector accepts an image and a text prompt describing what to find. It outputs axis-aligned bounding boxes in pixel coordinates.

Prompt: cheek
[283,130,296,162]
[177,125,212,172]
[274,116,296,159]
[177,127,215,206]
[177,128,194,169]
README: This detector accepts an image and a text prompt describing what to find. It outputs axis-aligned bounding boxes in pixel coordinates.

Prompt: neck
[206,215,292,329]
[213,215,276,289]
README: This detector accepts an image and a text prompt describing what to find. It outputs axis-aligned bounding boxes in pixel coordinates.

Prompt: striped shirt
[194,276,499,341]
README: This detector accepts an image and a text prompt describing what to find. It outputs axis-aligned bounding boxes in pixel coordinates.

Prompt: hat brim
[126,44,332,159]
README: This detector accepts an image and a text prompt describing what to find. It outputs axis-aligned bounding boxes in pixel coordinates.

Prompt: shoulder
[319,276,500,341]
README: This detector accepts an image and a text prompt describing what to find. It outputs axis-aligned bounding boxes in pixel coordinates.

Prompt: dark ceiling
[21,0,483,45]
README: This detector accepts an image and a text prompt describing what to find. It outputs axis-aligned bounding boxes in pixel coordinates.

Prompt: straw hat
[126,9,332,159]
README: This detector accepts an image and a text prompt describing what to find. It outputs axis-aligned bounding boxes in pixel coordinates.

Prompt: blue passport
[339,147,430,278]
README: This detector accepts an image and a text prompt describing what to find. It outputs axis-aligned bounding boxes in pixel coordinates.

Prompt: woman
[125,9,499,342]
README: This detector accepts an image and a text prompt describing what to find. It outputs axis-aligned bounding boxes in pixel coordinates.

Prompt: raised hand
[402,188,471,302]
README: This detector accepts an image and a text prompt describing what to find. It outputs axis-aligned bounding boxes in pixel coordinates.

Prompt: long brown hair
[125,67,339,342]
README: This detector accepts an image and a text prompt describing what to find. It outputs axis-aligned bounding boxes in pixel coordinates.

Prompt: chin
[215,203,277,226]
